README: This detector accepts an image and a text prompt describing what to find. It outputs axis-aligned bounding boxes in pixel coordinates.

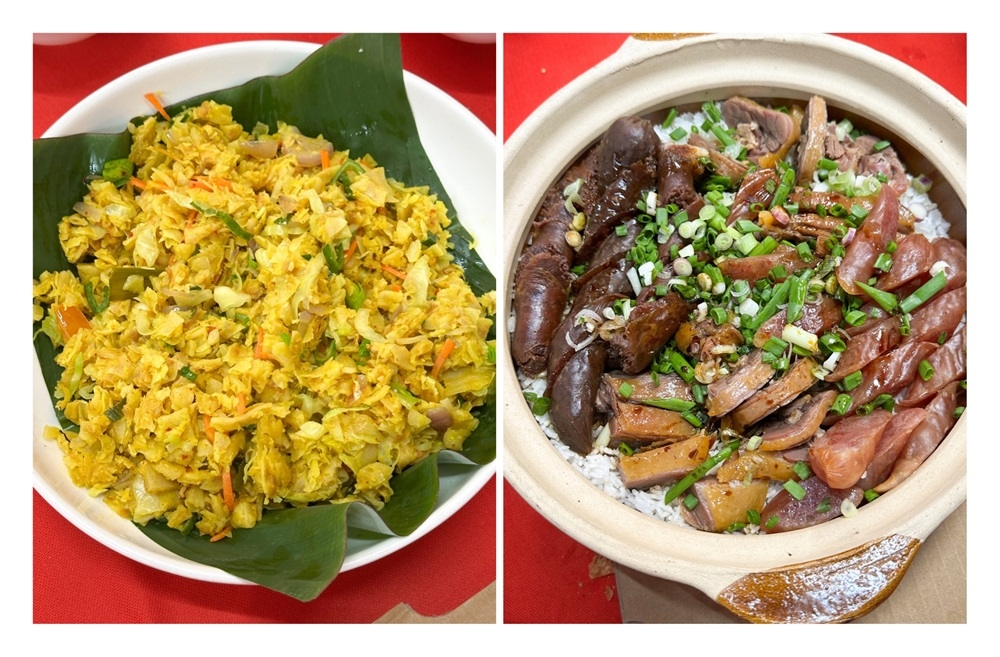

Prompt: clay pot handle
[714,534,921,623]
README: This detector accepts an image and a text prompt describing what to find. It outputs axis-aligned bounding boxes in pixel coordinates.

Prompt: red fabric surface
[32,33,496,624]
[502,32,966,624]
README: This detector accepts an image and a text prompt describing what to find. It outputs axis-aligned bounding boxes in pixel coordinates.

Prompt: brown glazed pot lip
[503,33,966,614]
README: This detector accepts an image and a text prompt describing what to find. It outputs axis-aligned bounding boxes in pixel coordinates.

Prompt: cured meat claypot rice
[511,94,966,535]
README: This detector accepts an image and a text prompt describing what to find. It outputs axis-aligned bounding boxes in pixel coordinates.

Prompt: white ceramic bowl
[35,40,497,585]
[503,33,966,623]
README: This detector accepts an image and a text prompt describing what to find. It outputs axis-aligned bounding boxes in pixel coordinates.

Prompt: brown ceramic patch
[716,534,921,623]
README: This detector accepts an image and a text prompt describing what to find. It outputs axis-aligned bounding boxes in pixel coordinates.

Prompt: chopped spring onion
[819,332,846,353]
[645,398,696,412]
[815,497,831,513]
[918,359,935,381]
[391,382,420,405]
[796,241,813,262]
[663,439,740,505]
[662,108,678,128]
[178,365,198,381]
[669,126,688,141]
[709,306,727,325]
[668,350,696,384]
[899,270,947,313]
[681,411,704,428]
[619,442,635,456]
[832,393,853,415]
[84,281,110,315]
[765,515,780,529]
[322,242,344,275]
[783,480,807,501]
[683,493,699,510]
[618,382,634,398]
[854,280,898,313]
[104,399,126,422]
[746,279,790,330]
[769,167,795,210]
[842,371,863,391]
[864,489,880,502]
[953,406,965,419]
[748,235,779,257]
[844,309,867,326]
[872,139,891,152]
[736,232,759,255]
[785,275,807,324]
[874,252,893,272]
[872,393,895,412]
[792,461,812,480]
[523,392,551,416]
[345,281,366,310]
[781,324,819,353]
[762,336,789,357]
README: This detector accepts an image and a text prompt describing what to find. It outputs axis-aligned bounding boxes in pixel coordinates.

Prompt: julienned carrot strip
[210,527,231,542]
[144,92,171,121]
[431,338,457,379]
[254,327,275,360]
[237,393,246,416]
[344,237,359,262]
[190,177,213,191]
[382,264,407,280]
[321,149,331,170]
[222,468,235,511]
[203,414,215,442]
[129,176,147,190]
[187,209,198,228]
[389,284,402,292]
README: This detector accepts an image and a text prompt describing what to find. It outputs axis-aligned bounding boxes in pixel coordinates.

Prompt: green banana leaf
[32,34,496,602]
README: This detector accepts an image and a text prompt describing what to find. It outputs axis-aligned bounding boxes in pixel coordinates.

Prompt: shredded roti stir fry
[33,100,496,539]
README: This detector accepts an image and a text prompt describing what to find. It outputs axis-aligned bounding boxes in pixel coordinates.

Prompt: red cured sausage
[856,408,928,491]
[826,316,902,382]
[875,382,961,493]
[836,183,899,296]
[810,409,893,489]
[897,325,966,408]
[760,476,864,534]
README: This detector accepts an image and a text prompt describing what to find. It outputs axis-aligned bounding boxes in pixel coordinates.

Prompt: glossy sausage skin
[875,382,961,493]
[761,476,864,534]
[856,408,928,491]
[810,409,892,489]
[836,183,899,296]
[548,343,607,455]
[511,148,598,375]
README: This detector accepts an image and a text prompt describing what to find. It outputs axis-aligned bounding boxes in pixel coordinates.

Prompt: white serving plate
[34,39,497,585]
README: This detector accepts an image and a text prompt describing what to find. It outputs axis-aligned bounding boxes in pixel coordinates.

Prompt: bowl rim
[34,38,497,585]
[503,33,966,595]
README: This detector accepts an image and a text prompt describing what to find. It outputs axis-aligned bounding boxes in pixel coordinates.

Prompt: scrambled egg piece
[33,101,495,538]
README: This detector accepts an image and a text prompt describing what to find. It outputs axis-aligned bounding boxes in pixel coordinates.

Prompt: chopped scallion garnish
[899,270,947,313]
[842,371,863,391]
[918,359,935,381]
[783,480,807,501]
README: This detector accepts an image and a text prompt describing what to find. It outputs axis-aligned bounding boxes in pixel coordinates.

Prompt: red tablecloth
[502,32,966,624]
[33,33,496,624]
